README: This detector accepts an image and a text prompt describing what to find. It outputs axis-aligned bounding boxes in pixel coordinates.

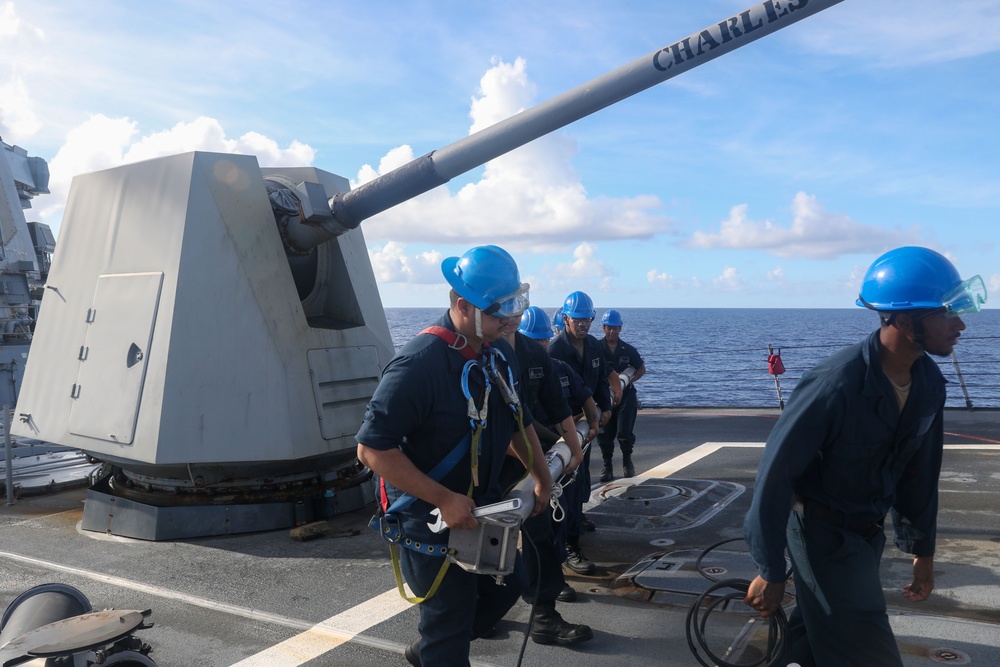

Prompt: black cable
[696,537,792,583]
[685,578,789,667]
[686,539,791,667]
[514,527,541,667]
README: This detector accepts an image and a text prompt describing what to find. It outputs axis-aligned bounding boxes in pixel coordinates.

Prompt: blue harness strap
[383,432,471,517]
[369,432,472,555]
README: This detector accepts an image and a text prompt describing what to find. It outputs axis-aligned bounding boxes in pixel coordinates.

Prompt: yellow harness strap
[388,543,454,604]
[390,481,473,604]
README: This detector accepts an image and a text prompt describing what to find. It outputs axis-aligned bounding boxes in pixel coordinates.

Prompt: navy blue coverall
[545,357,594,561]
[548,331,612,540]
[507,332,573,607]
[743,329,946,667]
[357,312,531,667]
[598,337,644,460]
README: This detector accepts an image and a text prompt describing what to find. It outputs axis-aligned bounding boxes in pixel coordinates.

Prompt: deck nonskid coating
[1,408,998,666]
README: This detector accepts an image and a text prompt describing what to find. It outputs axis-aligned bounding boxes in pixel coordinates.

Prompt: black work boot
[623,453,635,478]
[557,583,578,602]
[404,639,421,667]
[564,543,596,575]
[599,457,614,483]
[530,604,594,645]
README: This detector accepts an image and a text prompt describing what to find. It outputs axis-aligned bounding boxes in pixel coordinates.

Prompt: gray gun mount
[11,0,844,540]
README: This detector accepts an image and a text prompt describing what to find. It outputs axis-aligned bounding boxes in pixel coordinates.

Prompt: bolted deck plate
[586,478,745,532]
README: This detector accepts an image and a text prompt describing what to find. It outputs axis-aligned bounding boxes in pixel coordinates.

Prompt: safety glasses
[483,283,530,319]
[942,275,987,318]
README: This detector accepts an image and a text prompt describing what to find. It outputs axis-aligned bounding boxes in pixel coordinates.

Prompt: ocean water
[384,308,1000,410]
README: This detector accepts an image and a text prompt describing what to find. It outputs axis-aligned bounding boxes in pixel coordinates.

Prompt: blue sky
[2,0,998,310]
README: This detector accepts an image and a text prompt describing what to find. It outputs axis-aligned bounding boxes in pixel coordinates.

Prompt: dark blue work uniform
[507,332,573,607]
[547,358,593,422]
[357,312,531,667]
[546,357,594,561]
[548,332,612,415]
[743,329,945,667]
[548,331,611,540]
[597,338,644,459]
[513,332,572,441]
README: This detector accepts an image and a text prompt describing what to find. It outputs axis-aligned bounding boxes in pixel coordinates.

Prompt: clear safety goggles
[942,275,987,318]
[483,283,530,319]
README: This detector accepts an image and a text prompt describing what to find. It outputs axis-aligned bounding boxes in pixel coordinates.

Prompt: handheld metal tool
[427,498,522,533]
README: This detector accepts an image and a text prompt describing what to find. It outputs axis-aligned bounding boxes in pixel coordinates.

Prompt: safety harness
[370,326,531,604]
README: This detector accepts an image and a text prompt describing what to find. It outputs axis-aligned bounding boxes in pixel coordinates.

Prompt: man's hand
[585,422,599,443]
[438,491,479,531]
[564,437,584,475]
[902,556,934,601]
[532,479,552,516]
[744,576,785,617]
[599,409,612,428]
[556,417,584,475]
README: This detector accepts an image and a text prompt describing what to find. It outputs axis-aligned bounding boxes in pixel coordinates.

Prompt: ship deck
[3,408,1000,667]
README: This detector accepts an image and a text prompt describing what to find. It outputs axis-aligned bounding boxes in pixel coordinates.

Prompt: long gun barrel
[320,0,844,240]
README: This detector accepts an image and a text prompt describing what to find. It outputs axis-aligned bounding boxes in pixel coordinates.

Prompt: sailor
[743,247,988,666]
[597,309,646,482]
[498,306,592,646]
[547,291,621,575]
[517,310,602,598]
[357,245,553,667]
[551,306,565,337]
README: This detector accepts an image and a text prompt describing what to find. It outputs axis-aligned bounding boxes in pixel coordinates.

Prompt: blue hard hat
[518,306,552,340]
[551,308,565,333]
[857,246,987,316]
[602,309,623,327]
[442,245,530,317]
[563,291,595,319]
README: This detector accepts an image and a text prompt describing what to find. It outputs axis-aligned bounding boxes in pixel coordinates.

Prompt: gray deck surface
[2,408,999,666]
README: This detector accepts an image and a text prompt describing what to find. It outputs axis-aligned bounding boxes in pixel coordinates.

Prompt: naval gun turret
[11,0,844,540]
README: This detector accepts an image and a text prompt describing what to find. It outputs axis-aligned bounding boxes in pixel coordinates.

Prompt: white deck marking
[942,444,1000,450]
[638,442,1000,479]
[0,550,414,664]
[228,588,411,666]
[0,550,377,631]
[639,441,764,478]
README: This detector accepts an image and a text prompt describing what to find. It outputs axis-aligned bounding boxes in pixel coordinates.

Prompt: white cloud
[0,2,20,38]
[0,2,44,142]
[767,266,784,283]
[846,264,868,292]
[646,269,675,288]
[368,242,444,284]
[988,274,1000,300]
[541,243,613,292]
[712,266,747,291]
[0,77,39,141]
[688,192,924,259]
[353,58,670,247]
[121,117,314,166]
[39,115,314,234]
